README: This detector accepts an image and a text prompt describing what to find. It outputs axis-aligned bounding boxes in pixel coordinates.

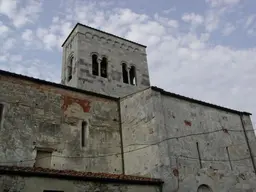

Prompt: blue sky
[0,0,256,126]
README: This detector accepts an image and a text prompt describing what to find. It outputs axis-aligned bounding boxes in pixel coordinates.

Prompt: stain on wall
[120,88,256,192]
[62,95,91,113]
[0,74,122,174]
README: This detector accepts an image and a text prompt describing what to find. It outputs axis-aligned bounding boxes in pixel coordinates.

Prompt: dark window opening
[67,56,73,81]
[92,54,99,76]
[197,184,212,192]
[81,121,87,147]
[67,66,72,81]
[35,149,52,168]
[100,57,108,78]
[122,63,129,84]
[0,103,3,125]
[44,191,64,192]
[129,66,136,85]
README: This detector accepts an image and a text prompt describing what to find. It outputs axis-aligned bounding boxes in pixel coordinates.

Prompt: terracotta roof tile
[0,166,163,185]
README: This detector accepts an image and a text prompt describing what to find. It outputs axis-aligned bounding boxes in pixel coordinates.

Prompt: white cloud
[0,54,7,62]
[2,38,16,51]
[153,14,179,29]
[1,58,60,83]
[0,22,9,35]
[204,8,227,32]
[34,28,59,50]
[245,15,255,29]
[163,7,176,15]
[222,23,236,36]
[0,0,42,28]
[206,0,240,7]
[33,20,73,51]
[182,13,204,25]
[0,0,17,18]
[22,29,33,41]
[52,16,60,23]
[10,54,22,62]
[41,33,58,50]
[248,29,256,36]
[1,0,256,127]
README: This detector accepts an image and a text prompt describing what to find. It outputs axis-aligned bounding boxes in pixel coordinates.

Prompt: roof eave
[151,86,252,116]
[61,23,147,48]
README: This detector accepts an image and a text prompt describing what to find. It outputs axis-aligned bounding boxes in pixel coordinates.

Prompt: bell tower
[61,23,151,97]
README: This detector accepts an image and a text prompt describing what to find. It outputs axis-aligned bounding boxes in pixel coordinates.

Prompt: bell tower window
[100,57,108,78]
[67,55,74,82]
[129,66,136,85]
[92,54,99,76]
[122,63,129,84]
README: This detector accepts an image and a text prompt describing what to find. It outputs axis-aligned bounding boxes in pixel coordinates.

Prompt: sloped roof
[61,23,147,48]
[0,166,163,185]
[151,86,251,115]
[0,69,251,115]
[0,69,118,101]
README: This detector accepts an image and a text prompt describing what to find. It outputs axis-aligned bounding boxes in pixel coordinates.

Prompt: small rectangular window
[92,54,99,76]
[0,103,4,125]
[35,148,53,168]
[81,121,87,147]
[122,63,129,84]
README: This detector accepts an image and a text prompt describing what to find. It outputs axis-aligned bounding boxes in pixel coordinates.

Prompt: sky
[0,0,256,127]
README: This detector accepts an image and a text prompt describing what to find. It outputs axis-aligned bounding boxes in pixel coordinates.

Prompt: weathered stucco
[120,88,256,192]
[0,74,122,174]
[61,23,151,98]
[0,174,161,192]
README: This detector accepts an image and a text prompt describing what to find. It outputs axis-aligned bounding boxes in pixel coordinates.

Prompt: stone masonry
[0,72,122,174]
[120,87,256,192]
[61,23,151,98]
[0,166,162,192]
[0,23,256,192]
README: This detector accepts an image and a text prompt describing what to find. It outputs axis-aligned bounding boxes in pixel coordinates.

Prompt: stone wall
[61,25,79,87]
[0,174,161,192]
[0,73,122,174]
[61,24,151,98]
[120,87,256,192]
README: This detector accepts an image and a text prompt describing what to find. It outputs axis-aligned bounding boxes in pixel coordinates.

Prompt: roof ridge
[151,86,251,115]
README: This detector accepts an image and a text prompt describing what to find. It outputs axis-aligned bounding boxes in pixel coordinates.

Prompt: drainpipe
[240,113,256,174]
[118,98,125,174]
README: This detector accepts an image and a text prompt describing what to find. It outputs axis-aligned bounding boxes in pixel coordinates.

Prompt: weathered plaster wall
[0,74,122,174]
[121,88,256,192]
[120,88,161,176]
[0,175,161,192]
[62,24,151,98]
[120,89,177,190]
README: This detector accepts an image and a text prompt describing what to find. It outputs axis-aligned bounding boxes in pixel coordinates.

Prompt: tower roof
[61,23,147,48]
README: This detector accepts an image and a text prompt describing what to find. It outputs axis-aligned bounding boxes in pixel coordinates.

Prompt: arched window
[122,63,129,84]
[129,66,136,85]
[197,185,212,192]
[100,57,108,78]
[67,56,74,81]
[92,54,99,76]
[81,121,88,147]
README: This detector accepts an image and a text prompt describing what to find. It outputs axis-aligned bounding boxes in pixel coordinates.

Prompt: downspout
[118,98,125,174]
[240,113,256,174]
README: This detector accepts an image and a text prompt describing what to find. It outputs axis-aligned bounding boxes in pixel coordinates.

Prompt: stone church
[0,23,256,192]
